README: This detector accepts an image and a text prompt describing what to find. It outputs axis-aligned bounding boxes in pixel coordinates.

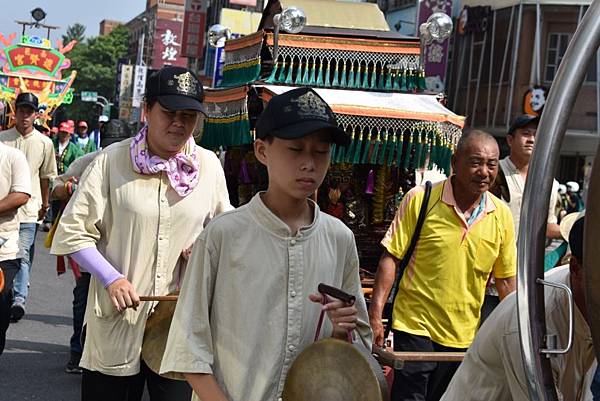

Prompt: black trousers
[391,330,466,401]
[479,294,500,325]
[81,359,192,401]
[70,272,91,356]
[0,259,20,355]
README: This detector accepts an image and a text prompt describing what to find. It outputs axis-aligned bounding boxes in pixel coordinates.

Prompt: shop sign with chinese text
[152,19,188,69]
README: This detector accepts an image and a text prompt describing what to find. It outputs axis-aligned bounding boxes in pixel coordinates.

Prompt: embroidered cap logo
[291,91,330,121]
[173,72,198,96]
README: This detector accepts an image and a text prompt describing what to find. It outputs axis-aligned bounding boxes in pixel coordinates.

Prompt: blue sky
[0,1,145,43]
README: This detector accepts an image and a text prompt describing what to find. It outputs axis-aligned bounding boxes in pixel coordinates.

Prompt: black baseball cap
[569,216,585,261]
[256,87,350,146]
[145,66,205,114]
[15,92,39,110]
[508,114,539,135]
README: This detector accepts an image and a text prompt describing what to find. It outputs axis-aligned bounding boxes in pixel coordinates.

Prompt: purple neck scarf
[130,125,199,197]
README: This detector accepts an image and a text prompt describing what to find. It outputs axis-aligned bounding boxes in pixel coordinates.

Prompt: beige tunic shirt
[441,265,596,401]
[160,193,373,401]
[0,142,31,261]
[0,127,57,223]
[51,138,231,376]
[499,156,559,236]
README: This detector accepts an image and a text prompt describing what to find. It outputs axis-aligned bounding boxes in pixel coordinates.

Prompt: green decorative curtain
[265,53,427,93]
[220,58,261,88]
[219,36,263,88]
[199,94,253,149]
[330,116,461,175]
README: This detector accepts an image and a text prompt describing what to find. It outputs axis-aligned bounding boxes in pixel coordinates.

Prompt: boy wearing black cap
[161,87,372,401]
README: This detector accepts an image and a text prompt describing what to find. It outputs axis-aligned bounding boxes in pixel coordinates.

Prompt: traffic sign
[81,91,98,102]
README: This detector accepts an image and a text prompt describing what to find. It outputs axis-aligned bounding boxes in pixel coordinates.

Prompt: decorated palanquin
[0,33,77,128]
[199,0,465,272]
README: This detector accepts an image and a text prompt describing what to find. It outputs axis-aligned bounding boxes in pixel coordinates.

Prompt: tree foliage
[62,23,86,45]
[55,24,129,128]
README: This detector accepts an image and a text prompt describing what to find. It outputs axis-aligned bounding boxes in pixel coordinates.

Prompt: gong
[141,293,184,380]
[282,338,389,401]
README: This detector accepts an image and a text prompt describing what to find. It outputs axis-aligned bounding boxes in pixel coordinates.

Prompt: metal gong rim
[282,338,386,401]
[141,294,184,381]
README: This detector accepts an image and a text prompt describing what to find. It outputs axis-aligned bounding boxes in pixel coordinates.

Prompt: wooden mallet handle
[139,295,178,302]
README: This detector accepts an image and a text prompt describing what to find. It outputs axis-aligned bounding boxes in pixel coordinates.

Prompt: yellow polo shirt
[381,179,516,348]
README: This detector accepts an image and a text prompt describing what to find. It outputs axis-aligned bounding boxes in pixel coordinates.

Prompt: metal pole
[486,10,497,128]
[420,34,427,70]
[451,35,467,112]
[465,35,475,118]
[506,2,523,129]
[471,30,488,126]
[138,31,145,66]
[517,1,600,400]
[596,50,600,140]
[535,0,542,85]
[273,23,281,63]
[493,6,515,129]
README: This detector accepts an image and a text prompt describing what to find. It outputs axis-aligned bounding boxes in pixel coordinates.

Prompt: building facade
[125,0,187,68]
[446,1,597,184]
[99,19,122,36]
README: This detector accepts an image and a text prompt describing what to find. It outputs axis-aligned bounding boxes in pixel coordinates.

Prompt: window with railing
[545,33,570,83]
[546,32,597,83]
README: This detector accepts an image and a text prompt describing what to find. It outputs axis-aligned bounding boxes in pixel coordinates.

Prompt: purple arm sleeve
[71,247,124,288]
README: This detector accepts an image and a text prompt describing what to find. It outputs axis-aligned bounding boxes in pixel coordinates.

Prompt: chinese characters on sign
[6,77,55,92]
[132,65,147,108]
[427,43,444,63]
[418,0,453,92]
[161,29,180,61]
[182,0,207,58]
[7,46,63,75]
[152,19,188,69]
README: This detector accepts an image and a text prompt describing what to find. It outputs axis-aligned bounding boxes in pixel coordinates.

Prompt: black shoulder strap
[390,180,432,298]
[490,165,511,202]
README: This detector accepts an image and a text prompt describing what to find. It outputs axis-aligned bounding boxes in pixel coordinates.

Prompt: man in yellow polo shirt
[368,130,517,401]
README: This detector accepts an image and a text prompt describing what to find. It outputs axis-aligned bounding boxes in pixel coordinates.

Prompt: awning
[259,85,465,128]
[279,0,390,31]
[202,84,463,173]
[220,8,263,35]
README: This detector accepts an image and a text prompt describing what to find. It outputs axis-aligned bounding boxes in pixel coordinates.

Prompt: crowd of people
[0,64,596,401]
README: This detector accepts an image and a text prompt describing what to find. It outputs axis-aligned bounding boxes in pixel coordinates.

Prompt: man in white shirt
[484,114,562,320]
[0,92,58,320]
[493,115,561,239]
[441,216,596,401]
[0,142,31,354]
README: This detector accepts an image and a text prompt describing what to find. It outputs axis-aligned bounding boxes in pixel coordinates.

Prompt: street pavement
[0,234,151,400]
[0,234,79,400]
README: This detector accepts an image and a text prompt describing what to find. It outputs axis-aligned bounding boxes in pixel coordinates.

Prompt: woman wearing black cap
[50,66,231,401]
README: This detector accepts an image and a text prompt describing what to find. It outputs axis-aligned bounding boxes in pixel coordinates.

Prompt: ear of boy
[254,138,269,166]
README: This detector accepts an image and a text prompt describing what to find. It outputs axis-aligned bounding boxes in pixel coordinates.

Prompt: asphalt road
[0,234,150,401]
[1,234,80,401]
